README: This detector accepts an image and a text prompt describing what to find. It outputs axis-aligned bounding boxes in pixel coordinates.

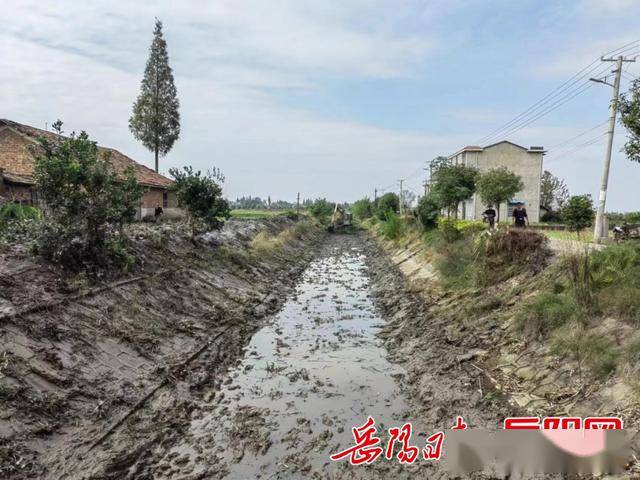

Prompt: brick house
[0,119,181,219]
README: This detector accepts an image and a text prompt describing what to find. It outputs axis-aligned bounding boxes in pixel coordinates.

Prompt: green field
[541,229,614,243]
[230,209,290,219]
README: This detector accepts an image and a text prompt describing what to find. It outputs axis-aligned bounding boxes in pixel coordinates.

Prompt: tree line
[349,159,597,234]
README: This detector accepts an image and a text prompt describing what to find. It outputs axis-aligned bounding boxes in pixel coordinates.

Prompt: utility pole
[374,188,377,202]
[590,55,636,243]
[296,192,300,216]
[398,179,404,215]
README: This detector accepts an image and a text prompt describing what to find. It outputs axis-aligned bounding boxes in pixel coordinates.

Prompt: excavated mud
[0,218,322,479]
[3,225,577,479]
[118,233,521,480]
[130,234,423,479]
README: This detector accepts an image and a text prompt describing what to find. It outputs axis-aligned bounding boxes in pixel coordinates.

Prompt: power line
[547,120,609,150]
[545,133,607,162]
[375,41,640,201]
[475,40,640,145]
[485,80,597,142]
[475,63,606,145]
[481,62,616,144]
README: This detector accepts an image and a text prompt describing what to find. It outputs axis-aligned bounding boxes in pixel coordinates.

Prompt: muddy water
[169,240,419,479]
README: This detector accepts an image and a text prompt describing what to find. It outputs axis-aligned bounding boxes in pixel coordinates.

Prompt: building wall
[452,143,542,223]
[139,189,182,220]
[0,128,34,176]
[1,183,34,204]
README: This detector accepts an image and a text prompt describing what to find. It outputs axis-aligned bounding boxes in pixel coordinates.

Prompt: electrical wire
[475,40,640,145]
[547,120,609,150]
[480,62,615,144]
[375,40,640,197]
[545,133,607,163]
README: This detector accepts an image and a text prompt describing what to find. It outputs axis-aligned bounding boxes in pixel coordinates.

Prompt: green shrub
[282,209,299,220]
[456,220,486,236]
[376,193,399,220]
[596,285,640,324]
[32,124,144,271]
[170,166,230,235]
[551,323,619,379]
[515,293,576,338]
[561,195,594,233]
[590,244,640,289]
[382,211,404,240]
[437,217,460,243]
[434,236,476,289]
[0,203,41,224]
[561,245,640,322]
[308,198,334,224]
[351,197,373,220]
[416,193,441,229]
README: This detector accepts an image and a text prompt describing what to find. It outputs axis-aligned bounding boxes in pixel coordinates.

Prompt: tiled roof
[0,119,173,188]
[3,172,34,185]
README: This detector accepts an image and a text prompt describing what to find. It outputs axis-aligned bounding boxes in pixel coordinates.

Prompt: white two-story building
[448,140,544,223]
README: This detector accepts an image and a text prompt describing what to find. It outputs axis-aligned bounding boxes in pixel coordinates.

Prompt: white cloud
[581,0,638,15]
[531,36,640,79]
[0,30,452,202]
[0,0,432,79]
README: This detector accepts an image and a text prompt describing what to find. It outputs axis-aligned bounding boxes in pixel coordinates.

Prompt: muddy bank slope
[0,217,322,479]
[362,233,511,449]
[366,227,639,478]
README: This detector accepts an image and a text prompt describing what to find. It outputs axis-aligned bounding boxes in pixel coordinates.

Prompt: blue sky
[1,0,640,210]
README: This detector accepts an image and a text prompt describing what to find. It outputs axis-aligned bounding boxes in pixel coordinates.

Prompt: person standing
[513,202,528,228]
[482,205,497,229]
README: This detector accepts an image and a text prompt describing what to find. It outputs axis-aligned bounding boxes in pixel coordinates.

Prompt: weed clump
[515,293,576,339]
[550,322,619,379]
[381,212,405,240]
[558,245,640,323]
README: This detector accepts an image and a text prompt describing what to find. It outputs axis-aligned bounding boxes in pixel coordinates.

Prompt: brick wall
[2,184,34,204]
[0,128,35,175]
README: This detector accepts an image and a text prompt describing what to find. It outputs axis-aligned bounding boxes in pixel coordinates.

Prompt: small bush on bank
[434,236,477,289]
[382,211,404,240]
[282,209,299,220]
[416,194,440,229]
[170,166,231,235]
[32,123,144,273]
[436,218,487,243]
[559,245,640,323]
[561,195,594,235]
[0,203,41,224]
[437,217,460,243]
[456,220,486,236]
[308,198,334,224]
[551,323,619,379]
[351,197,373,220]
[515,293,577,339]
[376,193,399,220]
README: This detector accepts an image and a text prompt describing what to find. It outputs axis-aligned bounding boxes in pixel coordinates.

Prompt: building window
[162,191,168,208]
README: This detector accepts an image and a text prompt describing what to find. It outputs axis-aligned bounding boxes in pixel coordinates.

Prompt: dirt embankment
[366,228,640,478]
[0,217,323,479]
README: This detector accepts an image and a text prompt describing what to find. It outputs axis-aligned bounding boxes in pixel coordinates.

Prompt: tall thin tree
[130,19,180,173]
